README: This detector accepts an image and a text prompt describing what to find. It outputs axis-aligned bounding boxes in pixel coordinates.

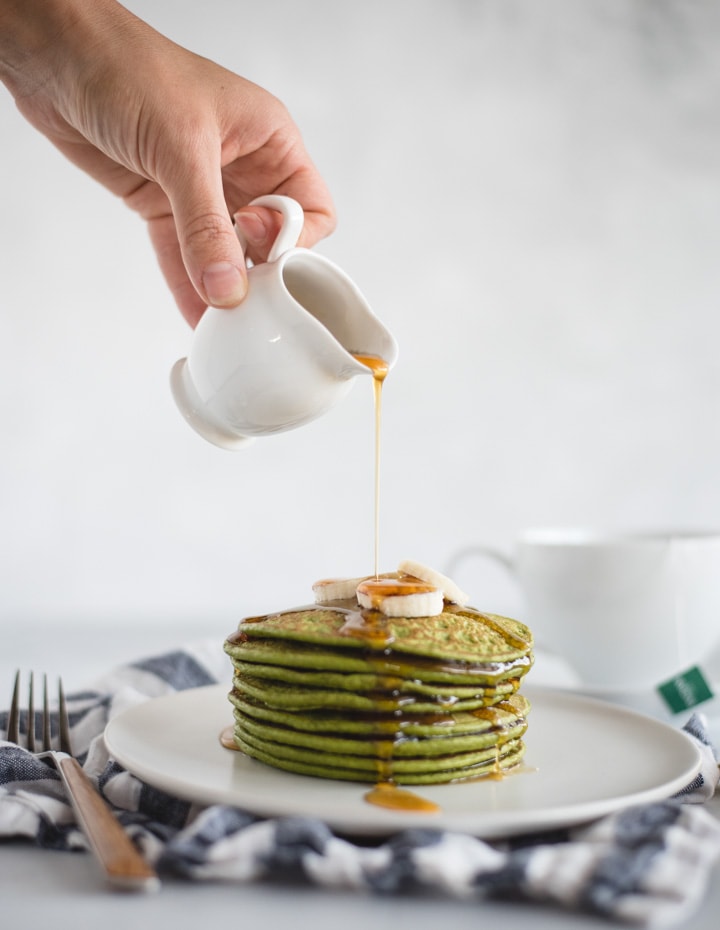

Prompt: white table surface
[2,618,720,929]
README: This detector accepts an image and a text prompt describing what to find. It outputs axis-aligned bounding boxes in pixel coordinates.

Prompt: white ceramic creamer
[171,195,398,449]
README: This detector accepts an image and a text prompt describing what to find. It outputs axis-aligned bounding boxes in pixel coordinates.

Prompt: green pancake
[233,674,516,714]
[232,732,527,785]
[232,602,533,663]
[229,659,520,701]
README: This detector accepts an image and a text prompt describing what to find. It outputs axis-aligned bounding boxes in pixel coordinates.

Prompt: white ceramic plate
[104,684,701,838]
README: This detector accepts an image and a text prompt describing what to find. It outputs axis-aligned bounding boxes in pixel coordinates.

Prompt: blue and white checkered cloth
[1,641,719,927]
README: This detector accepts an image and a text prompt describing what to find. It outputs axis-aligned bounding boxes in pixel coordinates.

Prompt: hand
[0,0,335,326]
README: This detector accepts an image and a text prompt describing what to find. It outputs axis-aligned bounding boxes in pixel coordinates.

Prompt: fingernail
[235,211,268,245]
[202,262,246,307]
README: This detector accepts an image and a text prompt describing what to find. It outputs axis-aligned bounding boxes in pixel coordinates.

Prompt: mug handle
[445,544,515,578]
[235,194,305,263]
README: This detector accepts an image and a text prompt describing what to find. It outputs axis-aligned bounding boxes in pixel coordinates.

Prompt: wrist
[0,0,133,96]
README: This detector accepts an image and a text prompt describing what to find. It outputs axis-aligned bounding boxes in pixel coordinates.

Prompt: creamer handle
[235,195,305,263]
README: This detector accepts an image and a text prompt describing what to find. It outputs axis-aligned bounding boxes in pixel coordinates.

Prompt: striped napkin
[1,642,719,927]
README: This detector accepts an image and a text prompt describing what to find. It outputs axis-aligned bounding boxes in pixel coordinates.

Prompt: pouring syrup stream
[351,354,441,814]
[352,354,389,578]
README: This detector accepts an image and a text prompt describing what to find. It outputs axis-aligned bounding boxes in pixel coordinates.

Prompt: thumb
[168,164,248,309]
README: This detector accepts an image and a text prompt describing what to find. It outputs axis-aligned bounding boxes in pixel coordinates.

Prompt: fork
[6,671,160,892]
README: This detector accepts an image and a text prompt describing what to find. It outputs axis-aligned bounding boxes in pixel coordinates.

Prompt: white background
[1,0,720,645]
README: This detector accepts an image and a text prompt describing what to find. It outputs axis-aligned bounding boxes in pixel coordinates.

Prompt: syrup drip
[338,606,395,649]
[352,354,389,579]
[488,746,503,781]
[364,782,441,814]
[220,725,238,750]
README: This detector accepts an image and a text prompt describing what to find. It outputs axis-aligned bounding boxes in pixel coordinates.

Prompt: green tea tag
[657,665,715,714]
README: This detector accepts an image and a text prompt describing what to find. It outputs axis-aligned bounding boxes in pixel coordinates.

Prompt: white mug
[449,528,720,691]
[171,195,398,449]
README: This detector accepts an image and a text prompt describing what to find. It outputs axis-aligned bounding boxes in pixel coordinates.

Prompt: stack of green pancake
[224,598,533,786]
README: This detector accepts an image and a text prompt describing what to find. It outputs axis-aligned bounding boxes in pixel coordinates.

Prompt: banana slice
[356,577,444,617]
[313,576,371,603]
[397,559,469,606]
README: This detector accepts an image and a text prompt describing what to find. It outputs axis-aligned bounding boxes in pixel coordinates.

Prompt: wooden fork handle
[54,753,160,892]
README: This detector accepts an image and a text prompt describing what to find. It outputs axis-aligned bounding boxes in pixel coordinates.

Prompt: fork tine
[58,677,72,755]
[7,670,20,744]
[27,671,36,752]
[42,674,52,751]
